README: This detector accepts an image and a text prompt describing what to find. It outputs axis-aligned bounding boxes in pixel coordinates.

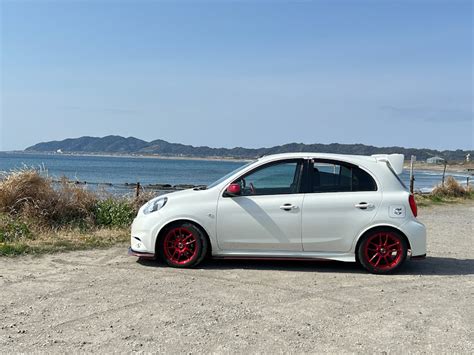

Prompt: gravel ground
[1,202,473,353]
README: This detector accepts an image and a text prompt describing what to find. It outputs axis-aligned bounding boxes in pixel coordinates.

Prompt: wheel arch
[354,224,411,262]
[154,218,213,258]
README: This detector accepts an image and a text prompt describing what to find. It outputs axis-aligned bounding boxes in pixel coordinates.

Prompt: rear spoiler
[372,154,405,174]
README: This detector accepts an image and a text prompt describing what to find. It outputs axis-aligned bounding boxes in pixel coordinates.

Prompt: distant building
[56,149,63,154]
[426,156,444,164]
[466,153,471,162]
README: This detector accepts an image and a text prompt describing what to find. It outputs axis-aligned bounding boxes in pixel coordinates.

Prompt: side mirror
[225,183,241,196]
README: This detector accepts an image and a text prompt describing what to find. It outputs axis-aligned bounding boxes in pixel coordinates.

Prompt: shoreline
[0,150,253,163]
[403,162,474,174]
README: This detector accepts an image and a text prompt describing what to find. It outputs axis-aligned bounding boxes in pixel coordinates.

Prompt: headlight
[143,197,168,215]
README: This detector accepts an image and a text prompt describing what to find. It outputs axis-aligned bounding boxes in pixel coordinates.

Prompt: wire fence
[49,179,205,197]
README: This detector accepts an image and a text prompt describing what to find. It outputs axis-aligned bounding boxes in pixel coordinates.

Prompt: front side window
[234,160,303,196]
[311,161,377,193]
[207,160,255,189]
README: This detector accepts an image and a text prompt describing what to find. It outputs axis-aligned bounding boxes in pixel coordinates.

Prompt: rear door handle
[355,202,374,210]
[280,204,298,211]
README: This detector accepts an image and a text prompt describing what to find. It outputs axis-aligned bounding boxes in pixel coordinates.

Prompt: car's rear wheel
[358,230,407,274]
[159,223,207,268]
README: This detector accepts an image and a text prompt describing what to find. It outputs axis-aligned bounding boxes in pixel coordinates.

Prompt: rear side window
[311,161,377,193]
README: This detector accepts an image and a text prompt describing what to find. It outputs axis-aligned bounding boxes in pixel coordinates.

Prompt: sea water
[0,152,470,193]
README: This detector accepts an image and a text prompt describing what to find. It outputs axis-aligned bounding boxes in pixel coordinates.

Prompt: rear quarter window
[311,161,377,193]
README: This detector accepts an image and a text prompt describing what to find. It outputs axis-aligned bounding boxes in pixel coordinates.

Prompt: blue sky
[1,0,472,151]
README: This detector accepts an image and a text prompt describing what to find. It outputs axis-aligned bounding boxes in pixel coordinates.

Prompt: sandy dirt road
[1,202,473,353]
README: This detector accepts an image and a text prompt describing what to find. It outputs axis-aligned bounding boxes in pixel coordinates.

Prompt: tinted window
[311,161,377,193]
[235,160,302,196]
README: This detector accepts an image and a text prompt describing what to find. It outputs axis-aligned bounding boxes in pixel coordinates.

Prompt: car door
[302,159,382,252]
[216,159,304,251]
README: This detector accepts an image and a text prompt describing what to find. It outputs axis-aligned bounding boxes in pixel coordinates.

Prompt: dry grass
[0,169,98,228]
[0,169,143,255]
[415,176,473,207]
[431,176,472,198]
[0,169,54,215]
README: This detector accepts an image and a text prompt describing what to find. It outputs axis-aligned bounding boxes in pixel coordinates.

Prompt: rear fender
[352,223,411,254]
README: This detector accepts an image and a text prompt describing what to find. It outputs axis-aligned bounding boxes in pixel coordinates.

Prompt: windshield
[206,160,255,189]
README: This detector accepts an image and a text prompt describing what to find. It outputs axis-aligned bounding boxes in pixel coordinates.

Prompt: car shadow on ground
[137,256,474,276]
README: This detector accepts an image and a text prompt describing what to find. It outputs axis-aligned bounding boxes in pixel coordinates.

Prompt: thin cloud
[60,106,141,115]
[379,105,473,123]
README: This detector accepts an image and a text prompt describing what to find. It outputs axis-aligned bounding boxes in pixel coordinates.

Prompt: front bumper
[128,247,155,259]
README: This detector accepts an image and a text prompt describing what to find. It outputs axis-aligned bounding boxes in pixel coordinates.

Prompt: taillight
[409,194,417,217]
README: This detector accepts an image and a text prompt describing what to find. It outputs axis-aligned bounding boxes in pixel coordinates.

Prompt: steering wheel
[249,182,256,195]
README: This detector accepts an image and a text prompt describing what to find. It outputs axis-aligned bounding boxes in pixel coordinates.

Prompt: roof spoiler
[372,154,405,175]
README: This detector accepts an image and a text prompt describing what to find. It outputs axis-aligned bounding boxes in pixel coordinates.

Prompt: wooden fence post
[135,182,140,199]
[442,161,447,186]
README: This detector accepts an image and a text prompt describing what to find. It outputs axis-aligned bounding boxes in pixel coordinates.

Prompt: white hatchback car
[129,153,426,273]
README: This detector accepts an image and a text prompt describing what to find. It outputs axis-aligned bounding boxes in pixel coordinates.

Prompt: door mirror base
[224,183,241,197]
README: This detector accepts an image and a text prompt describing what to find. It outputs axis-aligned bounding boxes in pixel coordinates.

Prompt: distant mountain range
[25,135,472,161]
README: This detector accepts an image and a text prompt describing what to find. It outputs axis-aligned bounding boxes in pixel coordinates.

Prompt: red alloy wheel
[362,231,405,272]
[163,227,199,266]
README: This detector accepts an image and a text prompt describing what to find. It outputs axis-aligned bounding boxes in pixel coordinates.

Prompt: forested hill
[25,135,472,161]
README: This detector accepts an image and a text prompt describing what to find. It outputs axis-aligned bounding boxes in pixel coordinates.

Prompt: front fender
[151,215,217,253]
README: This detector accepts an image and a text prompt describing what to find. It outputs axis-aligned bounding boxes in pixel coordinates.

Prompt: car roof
[257,152,378,164]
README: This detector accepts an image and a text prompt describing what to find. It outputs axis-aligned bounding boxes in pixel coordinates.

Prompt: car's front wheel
[159,223,208,268]
[358,229,408,274]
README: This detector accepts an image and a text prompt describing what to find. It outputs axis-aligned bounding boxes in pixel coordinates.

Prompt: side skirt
[212,251,355,263]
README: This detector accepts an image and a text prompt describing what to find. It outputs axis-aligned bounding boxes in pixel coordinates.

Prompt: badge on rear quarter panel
[389,205,406,218]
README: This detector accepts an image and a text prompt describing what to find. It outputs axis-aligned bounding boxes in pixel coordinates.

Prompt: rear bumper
[128,247,155,259]
[401,220,427,257]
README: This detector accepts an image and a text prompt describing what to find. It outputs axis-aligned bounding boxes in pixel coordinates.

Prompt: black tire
[357,229,408,274]
[158,222,208,268]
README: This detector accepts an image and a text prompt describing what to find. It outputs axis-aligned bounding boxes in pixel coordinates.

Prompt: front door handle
[355,202,374,210]
[280,203,298,211]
